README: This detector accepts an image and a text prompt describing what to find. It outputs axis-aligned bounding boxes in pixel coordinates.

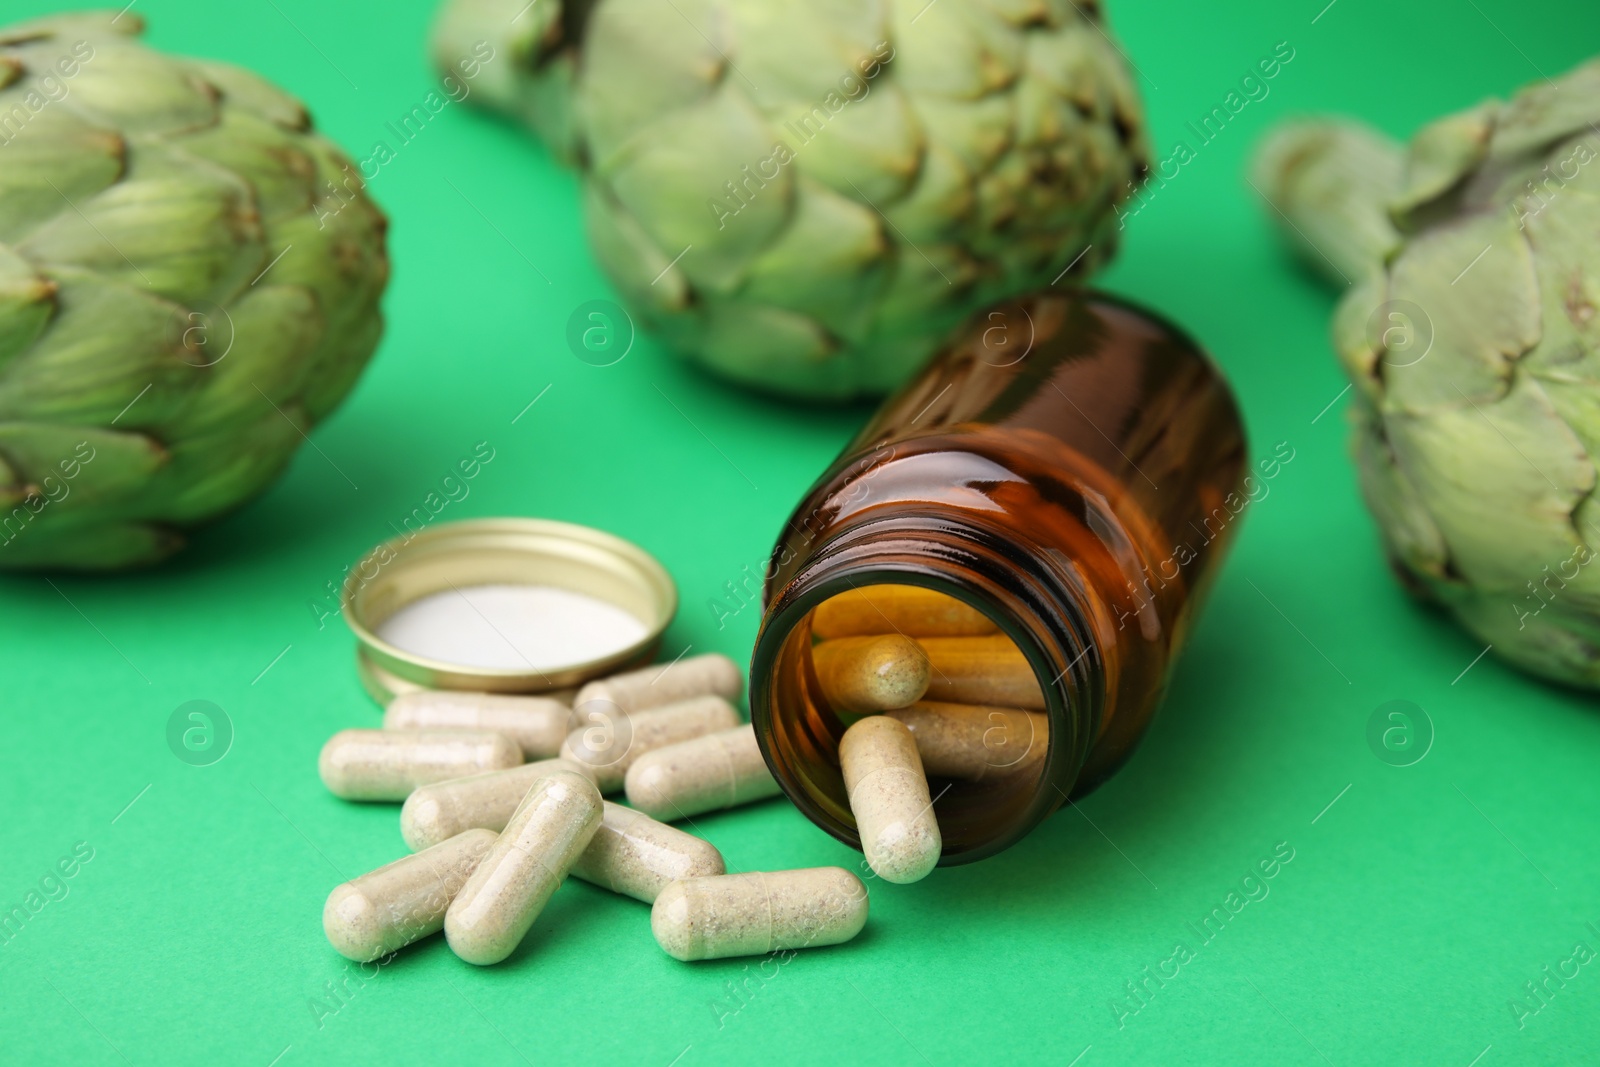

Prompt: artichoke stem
[431,0,593,162]
[1250,119,1405,289]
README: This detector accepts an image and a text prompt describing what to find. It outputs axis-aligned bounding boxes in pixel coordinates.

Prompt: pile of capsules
[318,652,868,967]
[318,586,1047,968]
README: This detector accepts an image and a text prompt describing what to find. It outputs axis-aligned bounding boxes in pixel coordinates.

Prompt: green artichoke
[1252,58,1600,687]
[434,0,1147,399]
[0,12,388,570]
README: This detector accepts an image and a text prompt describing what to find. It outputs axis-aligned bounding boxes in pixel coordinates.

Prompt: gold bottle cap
[341,517,676,701]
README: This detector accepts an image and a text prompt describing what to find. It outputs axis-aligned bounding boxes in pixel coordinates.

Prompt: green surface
[3,1,1599,1064]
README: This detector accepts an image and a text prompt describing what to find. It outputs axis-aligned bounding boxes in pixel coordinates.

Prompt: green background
[4,0,1599,1064]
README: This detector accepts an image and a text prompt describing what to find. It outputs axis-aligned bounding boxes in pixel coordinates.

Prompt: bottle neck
[751,510,1108,865]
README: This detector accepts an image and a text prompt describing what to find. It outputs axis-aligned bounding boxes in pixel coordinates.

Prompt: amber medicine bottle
[750,291,1251,865]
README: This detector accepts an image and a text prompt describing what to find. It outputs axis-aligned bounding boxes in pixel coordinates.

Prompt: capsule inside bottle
[761,582,1053,864]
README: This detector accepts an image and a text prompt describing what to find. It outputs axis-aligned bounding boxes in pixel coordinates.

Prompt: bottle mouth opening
[751,544,1100,866]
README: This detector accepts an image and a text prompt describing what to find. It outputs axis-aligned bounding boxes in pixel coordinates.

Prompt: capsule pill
[319,729,523,802]
[570,652,743,729]
[444,770,603,965]
[560,695,742,793]
[812,585,998,639]
[840,715,942,884]
[918,634,1046,711]
[887,702,1049,781]
[323,828,496,962]
[651,867,869,961]
[811,634,932,715]
[569,802,725,903]
[384,691,569,760]
[400,757,595,851]
[624,723,781,821]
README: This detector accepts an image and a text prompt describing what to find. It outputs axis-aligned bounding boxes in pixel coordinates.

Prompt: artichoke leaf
[0,422,166,506]
[1391,105,1495,224]
[580,0,724,168]
[1521,186,1600,376]
[1490,59,1600,163]
[1382,208,1538,412]
[164,285,323,435]
[913,92,1016,177]
[261,182,388,333]
[1385,371,1591,591]
[790,80,925,206]
[600,88,793,294]
[0,243,56,365]
[694,298,838,396]
[1023,14,1108,103]
[729,0,890,117]
[0,272,192,425]
[889,0,1023,100]
[1330,275,1390,409]
[1350,412,1450,581]
[867,241,981,343]
[188,59,310,131]
[61,36,220,136]
[171,108,318,225]
[300,309,381,423]
[584,180,691,313]
[160,410,303,522]
[1521,181,1600,485]
[1450,593,1600,688]
[19,171,265,303]
[0,515,178,570]
[741,177,890,343]
[969,148,1039,249]
[1011,77,1072,169]
[885,138,976,242]
[0,102,125,245]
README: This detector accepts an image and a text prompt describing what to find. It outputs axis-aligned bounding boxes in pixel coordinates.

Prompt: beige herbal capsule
[887,702,1049,782]
[652,867,869,962]
[811,635,931,714]
[840,715,942,884]
[444,770,603,965]
[917,634,1047,711]
[812,585,998,640]
[560,695,742,793]
[624,724,782,821]
[569,652,743,729]
[384,691,569,760]
[400,757,596,851]
[323,828,496,962]
[569,802,725,903]
[319,729,522,802]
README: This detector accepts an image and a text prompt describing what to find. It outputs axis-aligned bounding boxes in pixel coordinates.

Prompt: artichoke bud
[0,247,56,363]
[433,0,1148,398]
[0,13,387,569]
[1253,57,1600,687]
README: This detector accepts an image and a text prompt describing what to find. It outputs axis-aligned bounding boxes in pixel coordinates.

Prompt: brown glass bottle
[750,290,1250,866]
